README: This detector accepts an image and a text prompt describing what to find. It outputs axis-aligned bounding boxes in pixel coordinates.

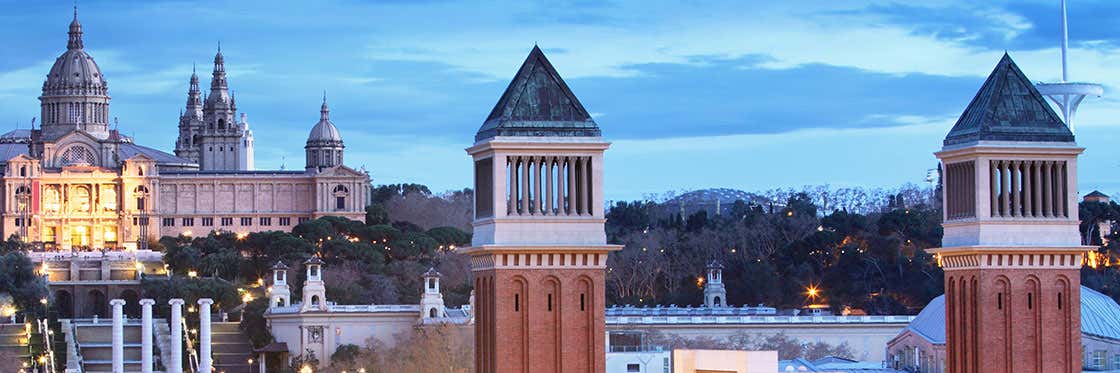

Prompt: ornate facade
[2,10,370,252]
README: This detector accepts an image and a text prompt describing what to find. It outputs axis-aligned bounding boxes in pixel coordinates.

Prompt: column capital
[198,298,214,305]
[110,299,126,306]
[139,298,156,306]
[169,298,185,306]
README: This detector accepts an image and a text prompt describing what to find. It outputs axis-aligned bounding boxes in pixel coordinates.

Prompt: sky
[1,0,1118,201]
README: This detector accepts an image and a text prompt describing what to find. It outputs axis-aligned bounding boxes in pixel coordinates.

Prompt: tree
[0,251,48,315]
[365,204,389,226]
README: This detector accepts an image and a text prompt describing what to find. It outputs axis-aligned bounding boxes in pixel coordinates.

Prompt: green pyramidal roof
[476,46,601,142]
[943,53,1073,146]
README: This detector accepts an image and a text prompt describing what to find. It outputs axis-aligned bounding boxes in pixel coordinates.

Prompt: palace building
[1,9,370,253]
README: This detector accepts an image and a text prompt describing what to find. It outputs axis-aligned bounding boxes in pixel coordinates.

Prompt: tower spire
[67,3,83,50]
[320,91,330,120]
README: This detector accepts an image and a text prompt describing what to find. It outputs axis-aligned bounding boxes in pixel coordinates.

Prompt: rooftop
[943,53,1073,146]
[475,46,601,142]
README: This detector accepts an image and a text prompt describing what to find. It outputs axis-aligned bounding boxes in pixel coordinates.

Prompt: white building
[264,259,471,368]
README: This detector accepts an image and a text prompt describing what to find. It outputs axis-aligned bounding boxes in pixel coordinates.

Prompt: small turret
[703,259,727,308]
[300,256,327,312]
[420,267,446,320]
[268,261,291,309]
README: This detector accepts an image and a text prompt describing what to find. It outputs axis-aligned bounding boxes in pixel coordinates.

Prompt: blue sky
[1,0,1118,201]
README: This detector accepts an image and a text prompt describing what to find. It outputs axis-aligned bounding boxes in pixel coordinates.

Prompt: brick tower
[464,46,621,373]
[930,54,1090,373]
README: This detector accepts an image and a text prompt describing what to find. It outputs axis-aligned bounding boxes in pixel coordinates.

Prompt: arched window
[333,185,350,210]
[15,186,31,211]
[19,166,26,177]
[311,295,320,306]
[134,185,150,211]
[429,308,438,318]
[59,145,96,166]
[218,118,226,129]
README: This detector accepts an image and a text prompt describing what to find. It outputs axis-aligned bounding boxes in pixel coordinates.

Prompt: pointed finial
[193,62,196,73]
[74,1,78,20]
[322,90,327,104]
[218,40,221,53]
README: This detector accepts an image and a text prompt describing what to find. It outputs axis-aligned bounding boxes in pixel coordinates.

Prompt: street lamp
[805,285,821,303]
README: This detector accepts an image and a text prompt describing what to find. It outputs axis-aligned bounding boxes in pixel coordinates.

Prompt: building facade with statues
[2,10,369,253]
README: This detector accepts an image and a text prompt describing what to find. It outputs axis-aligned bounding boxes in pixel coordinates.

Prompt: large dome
[306,100,343,144]
[42,12,107,97]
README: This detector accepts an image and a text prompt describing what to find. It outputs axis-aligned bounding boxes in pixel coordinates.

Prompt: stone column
[140,298,155,373]
[1057,162,1067,217]
[585,156,594,215]
[110,299,126,373]
[534,157,543,215]
[545,157,553,214]
[1010,161,1020,217]
[567,157,576,215]
[999,161,1010,217]
[1032,161,1042,217]
[507,157,515,215]
[1023,161,1033,217]
[520,156,530,214]
[199,298,214,373]
[557,158,566,215]
[169,299,184,373]
[989,161,998,217]
[1042,161,1052,217]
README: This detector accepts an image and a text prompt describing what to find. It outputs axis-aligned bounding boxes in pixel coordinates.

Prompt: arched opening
[19,166,26,177]
[429,308,438,318]
[428,278,436,289]
[85,290,107,318]
[54,290,73,319]
[333,185,350,210]
[713,296,722,306]
[120,290,141,317]
[218,118,226,129]
[311,295,320,306]
[134,185,150,211]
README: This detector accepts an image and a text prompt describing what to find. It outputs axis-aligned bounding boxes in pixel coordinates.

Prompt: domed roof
[42,9,107,97]
[306,97,343,144]
[901,285,1120,344]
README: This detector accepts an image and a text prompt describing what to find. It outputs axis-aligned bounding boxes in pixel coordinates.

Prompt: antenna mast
[1035,0,1103,133]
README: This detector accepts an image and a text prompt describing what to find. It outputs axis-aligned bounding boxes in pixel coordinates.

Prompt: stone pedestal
[169,299,184,373]
[198,298,214,373]
[140,299,155,373]
[110,299,126,373]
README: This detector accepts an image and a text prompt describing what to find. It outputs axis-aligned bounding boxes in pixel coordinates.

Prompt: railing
[268,304,421,314]
[37,318,58,373]
[182,317,199,373]
[605,314,917,325]
[27,249,164,262]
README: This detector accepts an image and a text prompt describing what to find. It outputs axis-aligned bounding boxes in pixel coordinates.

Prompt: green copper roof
[943,53,1073,146]
[476,46,601,142]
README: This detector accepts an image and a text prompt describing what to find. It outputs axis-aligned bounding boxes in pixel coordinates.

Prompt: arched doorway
[54,290,73,319]
[120,290,140,318]
[85,290,107,318]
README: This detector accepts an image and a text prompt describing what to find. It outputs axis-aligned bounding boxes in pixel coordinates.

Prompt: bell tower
[268,261,290,309]
[464,46,621,373]
[299,257,327,312]
[704,260,727,308]
[930,54,1089,373]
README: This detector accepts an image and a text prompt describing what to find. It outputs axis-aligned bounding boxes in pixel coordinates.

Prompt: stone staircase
[0,323,31,370]
[210,322,253,373]
[69,319,164,373]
